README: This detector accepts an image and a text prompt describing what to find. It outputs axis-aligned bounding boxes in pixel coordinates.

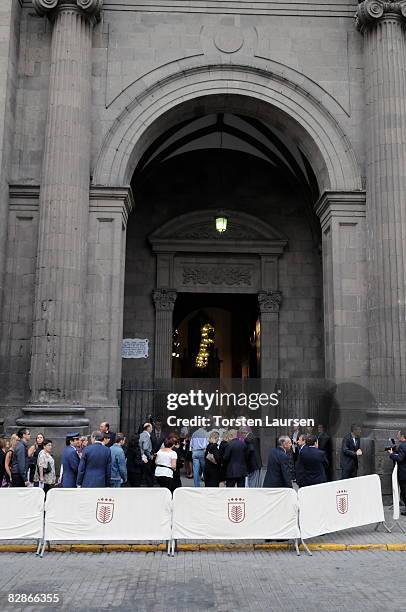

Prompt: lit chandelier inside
[195,323,215,368]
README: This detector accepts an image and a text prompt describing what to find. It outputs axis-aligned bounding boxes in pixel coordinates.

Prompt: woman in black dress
[204,431,221,487]
[126,434,143,487]
[27,433,45,484]
[218,430,230,485]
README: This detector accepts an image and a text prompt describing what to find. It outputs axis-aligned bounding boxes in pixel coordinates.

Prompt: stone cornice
[32,0,103,22]
[356,0,406,32]
[89,185,134,223]
[315,190,366,230]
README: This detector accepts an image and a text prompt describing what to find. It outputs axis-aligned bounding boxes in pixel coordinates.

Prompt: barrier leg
[35,538,43,556]
[386,520,406,534]
[167,540,171,556]
[374,521,392,533]
[39,540,47,558]
[171,539,176,557]
[300,538,312,556]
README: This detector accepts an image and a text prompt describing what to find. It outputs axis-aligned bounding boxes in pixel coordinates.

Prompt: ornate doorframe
[149,210,288,379]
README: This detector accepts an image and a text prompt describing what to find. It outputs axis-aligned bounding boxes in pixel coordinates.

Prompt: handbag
[206,452,217,465]
[43,461,52,475]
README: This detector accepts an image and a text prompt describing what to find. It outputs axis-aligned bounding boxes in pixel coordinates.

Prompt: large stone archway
[93,61,362,193]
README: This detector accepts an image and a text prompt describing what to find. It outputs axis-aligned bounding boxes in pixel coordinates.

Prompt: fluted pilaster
[258,290,282,379]
[30,1,102,403]
[153,289,177,380]
[356,1,406,399]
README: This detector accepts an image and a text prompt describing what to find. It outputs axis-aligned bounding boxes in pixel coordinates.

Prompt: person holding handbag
[4,434,18,486]
[34,439,56,494]
[204,431,221,487]
[27,433,45,484]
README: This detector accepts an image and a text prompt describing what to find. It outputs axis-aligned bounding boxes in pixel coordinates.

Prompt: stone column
[258,290,281,463]
[29,0,102,404]
[153,288,177,380]
[258,290,282,380]
[315,192,368,383]
[356,0,406,493]
[356,0,406,420]
[84,187,134,410]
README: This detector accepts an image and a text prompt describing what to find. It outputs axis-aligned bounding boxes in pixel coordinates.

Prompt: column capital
[32,0,103,22]
[356,0,406,33]
[258,290,282,314]
[152,288,177,311]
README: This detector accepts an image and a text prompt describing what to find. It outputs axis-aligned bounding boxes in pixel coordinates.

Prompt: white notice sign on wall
[122,338,149,359]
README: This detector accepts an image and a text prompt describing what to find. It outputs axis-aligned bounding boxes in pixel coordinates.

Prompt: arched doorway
[119,104,326,439]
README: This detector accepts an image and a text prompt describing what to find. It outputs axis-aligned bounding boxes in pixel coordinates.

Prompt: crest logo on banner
[227,498,245,523]
[96,498,115,524]
[336,489,349,514]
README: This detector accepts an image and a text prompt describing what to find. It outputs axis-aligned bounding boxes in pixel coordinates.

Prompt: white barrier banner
[392,464,400,520]
[0,488,44,540]
[173,488,300,540]
[298,474,384,539]
[44,488,172,542]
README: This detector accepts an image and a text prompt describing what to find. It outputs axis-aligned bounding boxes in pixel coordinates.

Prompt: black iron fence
[119,378,333,437]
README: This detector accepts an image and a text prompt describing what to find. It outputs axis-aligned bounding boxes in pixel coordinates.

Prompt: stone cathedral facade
[0,0,405,487]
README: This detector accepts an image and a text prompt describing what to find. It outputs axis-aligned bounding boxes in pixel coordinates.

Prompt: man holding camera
[388,430,406,516]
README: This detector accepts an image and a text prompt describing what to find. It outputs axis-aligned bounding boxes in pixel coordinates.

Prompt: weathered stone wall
[0,1,366,435]
[11,2,364,186]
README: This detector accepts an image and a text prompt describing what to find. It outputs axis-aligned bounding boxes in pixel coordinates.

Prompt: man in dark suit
[77,431,112,487]
[294,433,307,485]
[61,431,80,488]
[99,422,116,448]
[263,436,293,488]
[317,423,332,480]
[150,417,166,454]
[296,434,328,487]
[340,424,362,479]
[388,430,406,516]
[222,429,248,487]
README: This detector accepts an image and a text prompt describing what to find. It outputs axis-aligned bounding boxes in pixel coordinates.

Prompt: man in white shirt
[139,423,153,486]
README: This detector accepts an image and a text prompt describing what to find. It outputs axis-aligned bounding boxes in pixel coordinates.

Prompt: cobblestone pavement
[0,549,405,612]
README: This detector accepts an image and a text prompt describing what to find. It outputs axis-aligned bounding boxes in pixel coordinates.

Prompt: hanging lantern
[215,215,228,233]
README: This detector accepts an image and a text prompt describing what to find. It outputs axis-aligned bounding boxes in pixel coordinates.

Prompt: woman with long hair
[4,434,19,485]
[0,438,7,487]
[28,433,45,484]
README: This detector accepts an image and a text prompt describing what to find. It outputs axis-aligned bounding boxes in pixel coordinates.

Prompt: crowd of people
[0,419,405,510]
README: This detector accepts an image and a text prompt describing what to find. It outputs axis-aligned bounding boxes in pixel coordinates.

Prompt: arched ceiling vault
[132,112,320,246]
